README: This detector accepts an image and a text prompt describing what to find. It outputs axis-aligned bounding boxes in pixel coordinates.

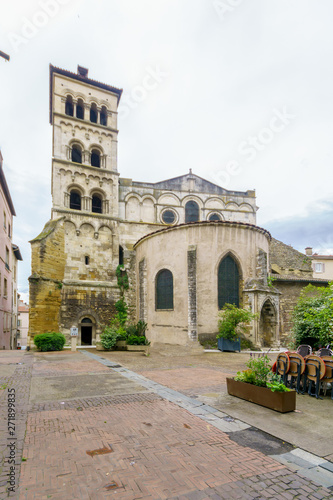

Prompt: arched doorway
[80,317,94,345]
[259,300,277,347]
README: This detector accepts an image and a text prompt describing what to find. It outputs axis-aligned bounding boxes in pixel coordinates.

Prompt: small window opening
[208,213,221,221]
[92,194,102,214]
[91,149,100,168]
[90,103,98,123]
[119,245,124,266]
[65,95,74,116]
[70,190,81,210]
[72,144,82,164]
[76,99,84,119]
[100,106,107,126]
[85,256,90,265]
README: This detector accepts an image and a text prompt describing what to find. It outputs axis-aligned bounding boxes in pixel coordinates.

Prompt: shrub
[217,304,257,341]
[34,332,66,352]
[100,325,119,350]
[291,283,333,349]
[235,355,290,392]
[126,335,150,346]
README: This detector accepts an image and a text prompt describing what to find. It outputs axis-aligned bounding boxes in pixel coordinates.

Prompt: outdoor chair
[317,347,333,357]
[276,352,290,385]
[320,356,333,399]
[287,352,305,393]
[296,345,312,357]
[304,355,326,399]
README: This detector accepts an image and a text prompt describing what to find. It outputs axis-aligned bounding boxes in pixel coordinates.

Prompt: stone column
[139,258,147,323]
[187,245,197,342]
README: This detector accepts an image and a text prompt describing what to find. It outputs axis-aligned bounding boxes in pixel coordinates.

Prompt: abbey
[28,65,323,349]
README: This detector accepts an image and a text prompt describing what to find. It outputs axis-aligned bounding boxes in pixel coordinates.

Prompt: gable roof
[131,171,255,197]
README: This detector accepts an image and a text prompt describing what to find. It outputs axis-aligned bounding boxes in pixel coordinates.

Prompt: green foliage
[100,325,120,350]
[267,276,276,288]
[115,299,128,327]
[126,335,150,346]
[235,356,290,392]
[126,325,137,336]
[217,304,257,341]
[136,320,148,336]
[33,332,66,352]
[245,353,271,387]
[116,265,129,292]
[291,283,333,349]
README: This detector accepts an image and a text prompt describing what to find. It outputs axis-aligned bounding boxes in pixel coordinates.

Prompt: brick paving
[1,350,333,499]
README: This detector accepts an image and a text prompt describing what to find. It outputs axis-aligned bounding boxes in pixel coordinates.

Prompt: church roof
[131,171,255,197]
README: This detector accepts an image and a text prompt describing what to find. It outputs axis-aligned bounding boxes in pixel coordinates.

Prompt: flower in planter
[235,353,290,392]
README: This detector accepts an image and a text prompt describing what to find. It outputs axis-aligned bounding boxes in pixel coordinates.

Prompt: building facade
[0,151,22,349]
[28,65,318,348]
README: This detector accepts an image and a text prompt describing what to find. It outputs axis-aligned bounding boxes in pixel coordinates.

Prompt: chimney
[305,247,313,256]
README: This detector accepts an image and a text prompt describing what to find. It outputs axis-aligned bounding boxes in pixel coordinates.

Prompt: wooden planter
[218,337,241,352]
[226,378,296,413]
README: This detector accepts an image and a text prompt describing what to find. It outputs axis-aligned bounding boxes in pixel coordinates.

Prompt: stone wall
[29,218,66,340]
[270,239,312,277]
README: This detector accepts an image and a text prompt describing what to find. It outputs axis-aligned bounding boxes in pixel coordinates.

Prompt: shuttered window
[218,255,240,309]
[156,269,173,310]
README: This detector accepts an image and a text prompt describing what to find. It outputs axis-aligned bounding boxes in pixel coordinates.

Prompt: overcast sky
[1,0,333,302]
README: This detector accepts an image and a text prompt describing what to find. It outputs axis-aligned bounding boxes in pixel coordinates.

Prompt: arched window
[71,144,82,164]
[209,213,222,221]
[156,269,173,310]
[76,98,84,119]
[90,103,98,123]
[92,194,102,214]
[100,106,107,126]
[185,200,199,223]
[70,190,81,210]
[65,95,73,116]
[218,254,240,309]
[91,149,100,168]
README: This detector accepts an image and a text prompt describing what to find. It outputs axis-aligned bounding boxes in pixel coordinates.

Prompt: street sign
[70,327,79,336]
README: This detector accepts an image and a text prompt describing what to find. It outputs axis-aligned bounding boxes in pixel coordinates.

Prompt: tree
[292,282,333,348]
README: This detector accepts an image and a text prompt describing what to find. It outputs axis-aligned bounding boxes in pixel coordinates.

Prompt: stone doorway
[259,300,277,347]
[79,317,95,345]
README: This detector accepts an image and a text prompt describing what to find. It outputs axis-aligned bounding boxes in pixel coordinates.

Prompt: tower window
[91,149,100,168]
[70,190,81,210]
[76,99,84,119]
[65,95,74,116]
[90,103,98,123]
[156,269,173,310]
[71,144,82,164]
[185,201,199,223]
[100,106,107,126]
[85,256,90,265]
[92,194,102,214]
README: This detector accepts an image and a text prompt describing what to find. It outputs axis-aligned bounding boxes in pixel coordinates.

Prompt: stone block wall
[29,218,66,340]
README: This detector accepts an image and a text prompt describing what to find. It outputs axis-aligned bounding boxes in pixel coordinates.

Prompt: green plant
[126,335,150,346]
[126,325,137,336]
[245,353,271,387]
[136,320,147,336]
[291,282,333,349]
[234,369,257,384]
[116,265,129,292]
[217,304,257,341]
[267,276,276,288]
[100,325,119,350]
[115,299,128,327]
[33,332,66,352]
[267,380,290,392]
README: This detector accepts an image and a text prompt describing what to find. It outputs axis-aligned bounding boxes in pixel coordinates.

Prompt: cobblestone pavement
[1,350,333,499]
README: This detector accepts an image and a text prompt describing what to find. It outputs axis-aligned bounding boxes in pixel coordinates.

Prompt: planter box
[217,337,241,352]
[226,378,296,413]
[125,345,148,352]
[115,340,127,351]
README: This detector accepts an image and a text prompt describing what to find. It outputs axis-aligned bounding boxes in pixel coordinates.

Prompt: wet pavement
[0,347,333,499]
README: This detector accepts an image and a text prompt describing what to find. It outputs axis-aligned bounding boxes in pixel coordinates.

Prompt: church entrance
[79,317,94,345]
[259,300,277,347]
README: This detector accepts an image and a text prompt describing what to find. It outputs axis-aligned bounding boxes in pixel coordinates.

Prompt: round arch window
[208,213,222,221]
[162,210,176,224]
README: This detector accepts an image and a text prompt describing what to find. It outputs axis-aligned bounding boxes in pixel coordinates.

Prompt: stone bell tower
[35,65,124,345]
